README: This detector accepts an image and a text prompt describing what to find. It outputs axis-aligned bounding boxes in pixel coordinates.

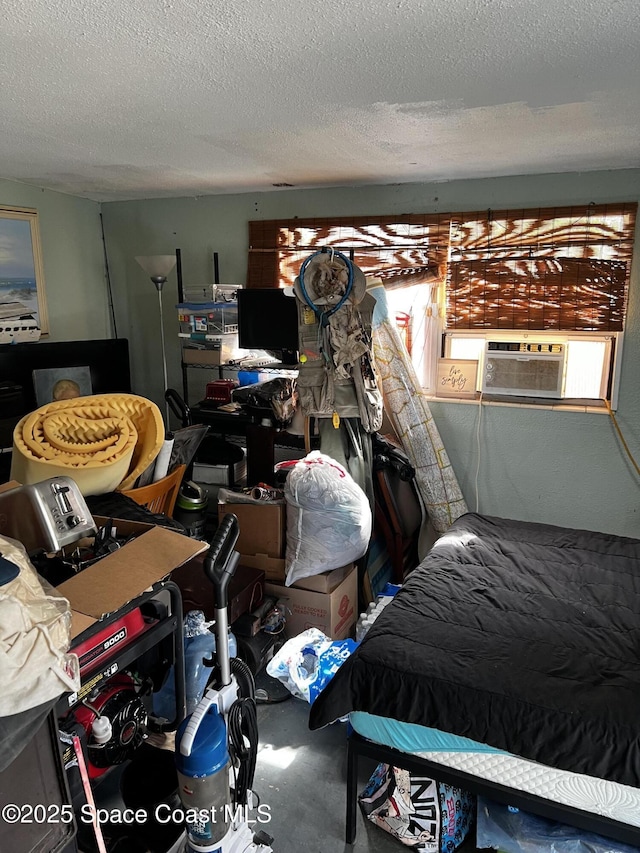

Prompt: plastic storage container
[175,704,231,847]
[152,610,237,721]
[177,302,238,336]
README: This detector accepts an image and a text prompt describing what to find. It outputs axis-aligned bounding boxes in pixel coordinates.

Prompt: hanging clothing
[318,418,374,512]
[293,252,383,433]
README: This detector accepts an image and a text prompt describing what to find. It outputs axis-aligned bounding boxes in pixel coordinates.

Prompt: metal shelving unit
[176,250,239,406]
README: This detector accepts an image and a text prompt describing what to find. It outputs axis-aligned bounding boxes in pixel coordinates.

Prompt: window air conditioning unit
[482,341,566,398]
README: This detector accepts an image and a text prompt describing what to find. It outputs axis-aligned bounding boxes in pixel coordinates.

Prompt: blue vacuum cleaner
[175,514,273,853]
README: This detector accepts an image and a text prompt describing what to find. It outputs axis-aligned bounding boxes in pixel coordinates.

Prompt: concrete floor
[254,695,481,853]
[84,686,483,852]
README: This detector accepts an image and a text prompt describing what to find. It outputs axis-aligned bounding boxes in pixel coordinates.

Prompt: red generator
[58,582,186,781]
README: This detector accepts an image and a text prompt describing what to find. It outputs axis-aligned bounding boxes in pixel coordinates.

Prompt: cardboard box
[265,564,357,640]
[239,557,353,587]
[57,517,207,638]
[291,563,353,593]
[182,346,222,366]
[240,553,286,583]
[171,558,265,625]
[218,501,285,559]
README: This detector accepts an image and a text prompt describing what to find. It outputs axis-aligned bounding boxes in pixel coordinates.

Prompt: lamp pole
[151,276,170,426]
[135,255,177,429]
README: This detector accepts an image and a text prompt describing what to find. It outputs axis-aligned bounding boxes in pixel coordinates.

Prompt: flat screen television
[237,288,299,365]
[0,337,131,455]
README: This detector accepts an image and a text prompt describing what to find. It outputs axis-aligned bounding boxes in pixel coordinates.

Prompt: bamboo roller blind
[447,204,637,331]
[248,203,637,332]
[248,215,450,290]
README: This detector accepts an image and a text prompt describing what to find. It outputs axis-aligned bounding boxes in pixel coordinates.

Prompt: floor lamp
[135,254,176,426]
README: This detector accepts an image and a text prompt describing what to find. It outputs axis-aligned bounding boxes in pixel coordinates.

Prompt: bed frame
[346,731,640,848]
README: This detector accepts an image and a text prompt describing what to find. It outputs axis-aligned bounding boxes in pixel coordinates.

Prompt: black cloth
[85,492,187,534]
[309,513,640,788]
[0,699,57,772]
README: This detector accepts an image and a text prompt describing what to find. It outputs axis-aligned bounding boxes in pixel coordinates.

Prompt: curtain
[247,215,450,289]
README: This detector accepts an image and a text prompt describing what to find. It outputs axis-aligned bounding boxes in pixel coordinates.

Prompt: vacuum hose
[231,657,255,701]
[228,658,258,807]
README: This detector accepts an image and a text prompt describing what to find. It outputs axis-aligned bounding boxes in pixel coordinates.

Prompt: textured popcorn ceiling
[1,0,639,201]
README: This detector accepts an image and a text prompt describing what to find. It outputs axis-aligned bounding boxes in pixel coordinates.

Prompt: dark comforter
[309,513,640,788]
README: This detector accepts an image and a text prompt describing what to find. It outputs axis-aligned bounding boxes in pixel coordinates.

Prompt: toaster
[0,477,97,554]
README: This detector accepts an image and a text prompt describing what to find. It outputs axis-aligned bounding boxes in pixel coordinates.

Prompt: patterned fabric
[368,281,467,532]
[359,763,474,851]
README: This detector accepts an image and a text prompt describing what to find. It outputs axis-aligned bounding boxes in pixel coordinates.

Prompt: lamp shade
[135,255,177,278]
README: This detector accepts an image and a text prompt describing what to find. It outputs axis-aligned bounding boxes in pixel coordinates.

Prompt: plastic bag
[359,763,475,851]
[232,377,297,425]
[476,798,640,853]
[279,451,372,586]
[265,627,358,703]
[0,534,80,717]
[153,610,237,721]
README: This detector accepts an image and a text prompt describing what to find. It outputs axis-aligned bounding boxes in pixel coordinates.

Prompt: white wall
[0,178,110,341]
[101,169,640,537]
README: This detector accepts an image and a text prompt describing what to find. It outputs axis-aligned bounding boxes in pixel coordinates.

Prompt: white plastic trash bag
[280,451,372,586]
[266,627,358,703]
[0,534,80,716]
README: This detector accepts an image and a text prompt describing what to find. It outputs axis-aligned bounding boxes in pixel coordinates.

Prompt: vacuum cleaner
[175,513,274,853]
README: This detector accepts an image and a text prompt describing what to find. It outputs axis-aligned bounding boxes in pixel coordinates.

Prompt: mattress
[350,712,640,829]
[309,513,640,789]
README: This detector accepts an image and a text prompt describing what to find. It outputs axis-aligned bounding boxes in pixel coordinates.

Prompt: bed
[308,513,640,847]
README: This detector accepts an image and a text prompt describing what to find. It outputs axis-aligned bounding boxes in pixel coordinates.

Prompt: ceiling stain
[0,0,638,201]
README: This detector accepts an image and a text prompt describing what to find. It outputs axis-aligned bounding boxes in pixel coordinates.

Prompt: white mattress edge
[410,750,640,829]
[349,714,640,829]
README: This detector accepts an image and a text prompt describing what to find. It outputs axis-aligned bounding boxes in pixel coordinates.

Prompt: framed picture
[33,366,92,407]
[435,358,479,399]
[0,205,48,343]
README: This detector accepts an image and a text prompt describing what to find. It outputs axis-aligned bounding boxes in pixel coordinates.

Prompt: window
[446,204,634,331]
[247,202,637,405]
[444,331,615,402]
[443,203,635,404]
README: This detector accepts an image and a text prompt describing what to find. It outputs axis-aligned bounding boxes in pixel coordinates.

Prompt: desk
[189,404,254,437]
[189,404,311,486]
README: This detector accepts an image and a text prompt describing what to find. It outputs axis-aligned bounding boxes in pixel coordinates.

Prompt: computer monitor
[237,288,299,365]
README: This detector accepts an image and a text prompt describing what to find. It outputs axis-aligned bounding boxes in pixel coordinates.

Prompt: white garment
[0,535,80,716]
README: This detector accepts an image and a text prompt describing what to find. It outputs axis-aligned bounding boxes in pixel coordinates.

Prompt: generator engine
[73,673,149,779]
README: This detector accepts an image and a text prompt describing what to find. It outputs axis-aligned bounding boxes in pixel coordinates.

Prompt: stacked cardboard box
[265,564,357,641]
[218,498,358,639]
[218,499,286,582]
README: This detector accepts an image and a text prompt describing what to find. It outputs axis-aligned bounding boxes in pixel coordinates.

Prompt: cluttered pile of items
[0,245,475,853]
[0,473,277,853]
[0,383,283,852]
[0,276,392,852]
